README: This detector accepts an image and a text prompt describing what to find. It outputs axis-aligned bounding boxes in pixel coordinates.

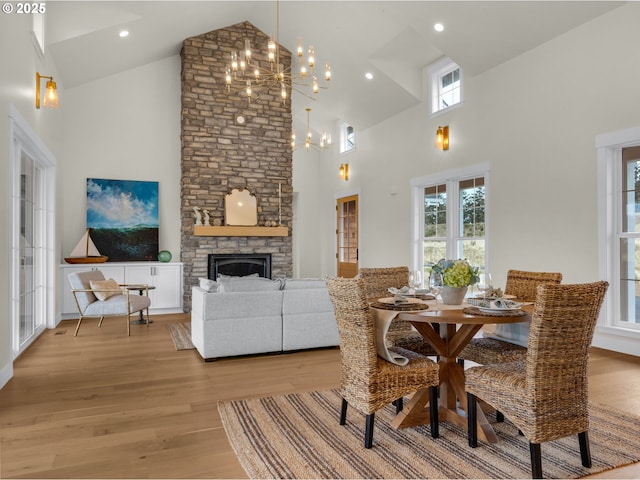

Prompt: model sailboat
[64,228,108,264]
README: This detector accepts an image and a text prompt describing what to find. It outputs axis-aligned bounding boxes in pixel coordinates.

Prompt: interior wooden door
[336,195,359,278]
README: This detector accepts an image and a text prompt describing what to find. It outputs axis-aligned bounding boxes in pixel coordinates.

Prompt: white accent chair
[68,270,151,336]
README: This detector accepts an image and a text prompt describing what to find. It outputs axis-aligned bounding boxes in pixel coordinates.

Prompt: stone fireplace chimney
[180,22,293,310]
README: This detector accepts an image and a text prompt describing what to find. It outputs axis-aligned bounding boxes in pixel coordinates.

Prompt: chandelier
[225,0,331,103]
[292,108,331,151]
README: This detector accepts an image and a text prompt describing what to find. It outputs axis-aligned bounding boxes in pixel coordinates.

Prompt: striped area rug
[218,389,640,479]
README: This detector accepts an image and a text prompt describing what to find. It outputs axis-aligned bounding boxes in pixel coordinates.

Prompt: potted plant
[430,258,480,305]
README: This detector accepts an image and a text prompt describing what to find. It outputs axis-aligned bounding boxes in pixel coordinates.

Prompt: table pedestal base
[391,384,498,444]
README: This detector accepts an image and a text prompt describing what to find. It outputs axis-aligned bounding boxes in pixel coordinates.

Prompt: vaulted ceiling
[47,1,623,132]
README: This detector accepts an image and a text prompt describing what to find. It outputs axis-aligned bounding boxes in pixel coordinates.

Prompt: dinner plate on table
[471,294,517,300]
[379,296,425,305]
[478,300,523,313]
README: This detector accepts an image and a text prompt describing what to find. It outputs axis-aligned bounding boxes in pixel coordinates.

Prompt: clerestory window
[428,57,463,115]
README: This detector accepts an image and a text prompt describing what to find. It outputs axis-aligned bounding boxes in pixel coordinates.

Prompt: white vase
[441,286,468,305]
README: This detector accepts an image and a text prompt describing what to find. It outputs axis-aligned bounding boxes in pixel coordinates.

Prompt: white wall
[61,55,182,261]
[311,3,640,355]
[0,14,64,387]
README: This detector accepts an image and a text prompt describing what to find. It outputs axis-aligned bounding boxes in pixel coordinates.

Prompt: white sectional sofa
[190,277,339,360]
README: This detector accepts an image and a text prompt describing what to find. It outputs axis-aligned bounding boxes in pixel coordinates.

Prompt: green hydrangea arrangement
[430,259,479,288]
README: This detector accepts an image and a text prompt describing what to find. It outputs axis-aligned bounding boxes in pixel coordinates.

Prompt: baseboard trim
[0,360,14,390]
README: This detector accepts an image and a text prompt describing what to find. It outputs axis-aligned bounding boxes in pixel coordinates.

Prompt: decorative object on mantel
[213,218,222,226]
[64,228,108,264]
[193,206,203,226]
[278,183,282,226]
[225,188,258,226]
[203,209,210,226]
[430,258,479,305]
[224,0,331,104]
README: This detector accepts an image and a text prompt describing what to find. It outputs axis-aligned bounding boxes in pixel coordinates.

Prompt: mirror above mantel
[225,188,258,226]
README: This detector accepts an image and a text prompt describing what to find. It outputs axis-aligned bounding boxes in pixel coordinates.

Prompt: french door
[336,194,358,278]
[9,105,56,358]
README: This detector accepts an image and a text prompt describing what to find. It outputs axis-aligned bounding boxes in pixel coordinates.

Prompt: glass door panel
[19,151,37,345]
[337,195,358,278]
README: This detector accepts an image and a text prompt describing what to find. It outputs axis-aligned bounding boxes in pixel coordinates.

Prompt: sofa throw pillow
[217,277,282,292]
[89,278,121,301]
[217,273,260,280]
[199,278,218,292]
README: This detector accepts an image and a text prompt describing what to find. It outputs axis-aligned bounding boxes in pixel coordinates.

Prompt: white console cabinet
[60,262,183,319]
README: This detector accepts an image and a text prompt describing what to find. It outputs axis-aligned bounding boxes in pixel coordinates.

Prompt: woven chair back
[359,267,411,336]
[327,277,379,392]
[358,266,409,302]
[504,269,563,302]
[525,281,608,438]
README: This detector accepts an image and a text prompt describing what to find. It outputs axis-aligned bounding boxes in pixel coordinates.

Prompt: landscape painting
[86,178,159,262]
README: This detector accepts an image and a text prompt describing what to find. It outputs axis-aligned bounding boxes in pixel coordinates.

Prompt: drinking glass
[429,272,443,311]
[409,270,423,291]
[477,273,492,302]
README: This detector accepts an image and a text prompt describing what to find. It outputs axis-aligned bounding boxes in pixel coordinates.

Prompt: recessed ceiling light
[365,72,373,80]
[119,30,129,38]
[434,23,444,32]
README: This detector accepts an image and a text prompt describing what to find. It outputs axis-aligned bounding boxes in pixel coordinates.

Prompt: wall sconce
[35,72,59,109]
[435,125,449,150]
[339,163,349,181]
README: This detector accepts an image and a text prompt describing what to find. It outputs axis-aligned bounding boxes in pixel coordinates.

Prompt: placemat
[462,306,527,317]
[371,301,429,311]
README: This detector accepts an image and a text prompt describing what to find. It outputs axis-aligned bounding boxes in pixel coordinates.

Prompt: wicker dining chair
[458,270,563,366]
[466,281,608,479]
[327,277,440,448]
[359,266,437,358]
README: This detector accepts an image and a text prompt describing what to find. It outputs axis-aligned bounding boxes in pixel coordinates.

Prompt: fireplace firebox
[208,253,272,279]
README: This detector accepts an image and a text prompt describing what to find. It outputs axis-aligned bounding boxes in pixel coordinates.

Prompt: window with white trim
[339,123,355,154]
[412,165,488,278]
[428,57,463,115]
[597,126,640,336]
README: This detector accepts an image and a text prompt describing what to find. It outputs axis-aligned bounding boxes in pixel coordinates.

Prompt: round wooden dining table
[391,304,532,444]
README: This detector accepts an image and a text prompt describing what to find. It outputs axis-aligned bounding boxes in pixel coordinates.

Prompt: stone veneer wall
[180,22,293,311]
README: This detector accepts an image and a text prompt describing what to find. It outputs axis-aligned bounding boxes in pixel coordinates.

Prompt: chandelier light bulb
[312,77,318,94]
[268,35,276,62]
[225,68,232,90]
[231,51,238,72]
[244,39,251,60]
[325,64,331,81]
[297,37,303,57]
[308,46,315,69]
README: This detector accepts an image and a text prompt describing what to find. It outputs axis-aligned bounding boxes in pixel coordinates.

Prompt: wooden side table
[126,285,156,324]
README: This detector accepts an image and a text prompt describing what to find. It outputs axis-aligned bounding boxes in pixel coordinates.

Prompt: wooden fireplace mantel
[193,225,288,237]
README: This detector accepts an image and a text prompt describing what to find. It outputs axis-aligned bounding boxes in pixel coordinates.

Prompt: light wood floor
[1,313,638,479]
